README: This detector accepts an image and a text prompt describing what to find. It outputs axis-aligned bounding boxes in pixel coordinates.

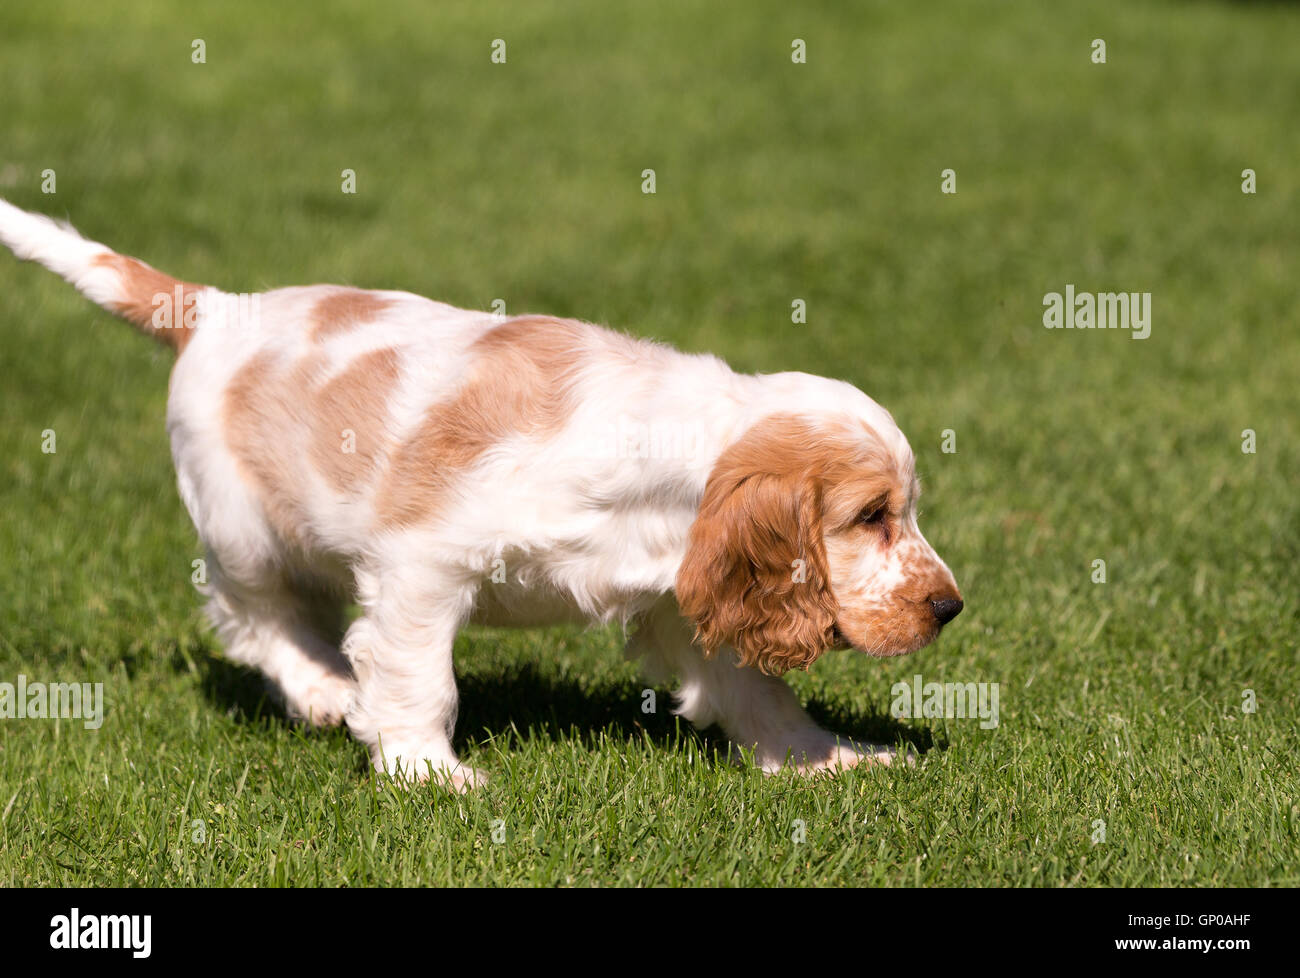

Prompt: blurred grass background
[0,0,1297,885]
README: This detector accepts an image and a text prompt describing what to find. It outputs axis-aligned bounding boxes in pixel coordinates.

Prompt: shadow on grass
[456,663,935,757]
[197,654,282,726]
[193,655,935,767]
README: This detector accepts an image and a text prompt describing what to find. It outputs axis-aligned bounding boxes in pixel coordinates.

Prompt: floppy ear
[676,419,839,675]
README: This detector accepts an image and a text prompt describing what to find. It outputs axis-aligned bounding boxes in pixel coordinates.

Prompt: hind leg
[341,563,484,790]
[203,555,356,726]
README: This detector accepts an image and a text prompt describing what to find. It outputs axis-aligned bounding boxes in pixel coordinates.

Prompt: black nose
[931,598,963,625]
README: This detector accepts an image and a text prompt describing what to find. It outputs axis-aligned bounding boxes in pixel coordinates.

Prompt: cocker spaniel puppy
[0,199,962,789]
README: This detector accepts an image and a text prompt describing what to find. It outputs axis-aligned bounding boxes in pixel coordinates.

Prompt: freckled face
[821,458,962,657]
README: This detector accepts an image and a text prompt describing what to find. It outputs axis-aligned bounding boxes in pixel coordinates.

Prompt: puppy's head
[676,412,961,675]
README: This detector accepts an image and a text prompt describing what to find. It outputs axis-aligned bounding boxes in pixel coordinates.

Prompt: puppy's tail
[0,197,210,353]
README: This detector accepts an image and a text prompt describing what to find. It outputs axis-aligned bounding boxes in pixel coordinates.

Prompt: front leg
[342,568,485,791]
[630,597,905,773]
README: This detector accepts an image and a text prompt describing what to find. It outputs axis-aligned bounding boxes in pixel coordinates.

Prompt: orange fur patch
[225,352,310,546]
[225,347,403,546]
[91,253,204,353]
[310,289,395,341]
[310,347,402,492]
[375,316,587,528]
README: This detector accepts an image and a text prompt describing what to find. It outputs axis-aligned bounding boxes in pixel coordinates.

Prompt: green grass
[1,0,1298,886]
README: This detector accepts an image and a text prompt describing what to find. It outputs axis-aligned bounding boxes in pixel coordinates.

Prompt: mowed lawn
[1,0,1297,886]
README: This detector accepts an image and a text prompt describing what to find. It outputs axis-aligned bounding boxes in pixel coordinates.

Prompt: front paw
[749,732,916,774]
[371,745,488,792]
[824,739,917,771]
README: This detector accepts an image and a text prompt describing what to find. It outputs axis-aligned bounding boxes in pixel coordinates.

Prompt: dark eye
[858,504,886,526]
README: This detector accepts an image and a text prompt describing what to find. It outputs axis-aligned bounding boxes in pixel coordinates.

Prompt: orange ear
[676,418,838,675]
